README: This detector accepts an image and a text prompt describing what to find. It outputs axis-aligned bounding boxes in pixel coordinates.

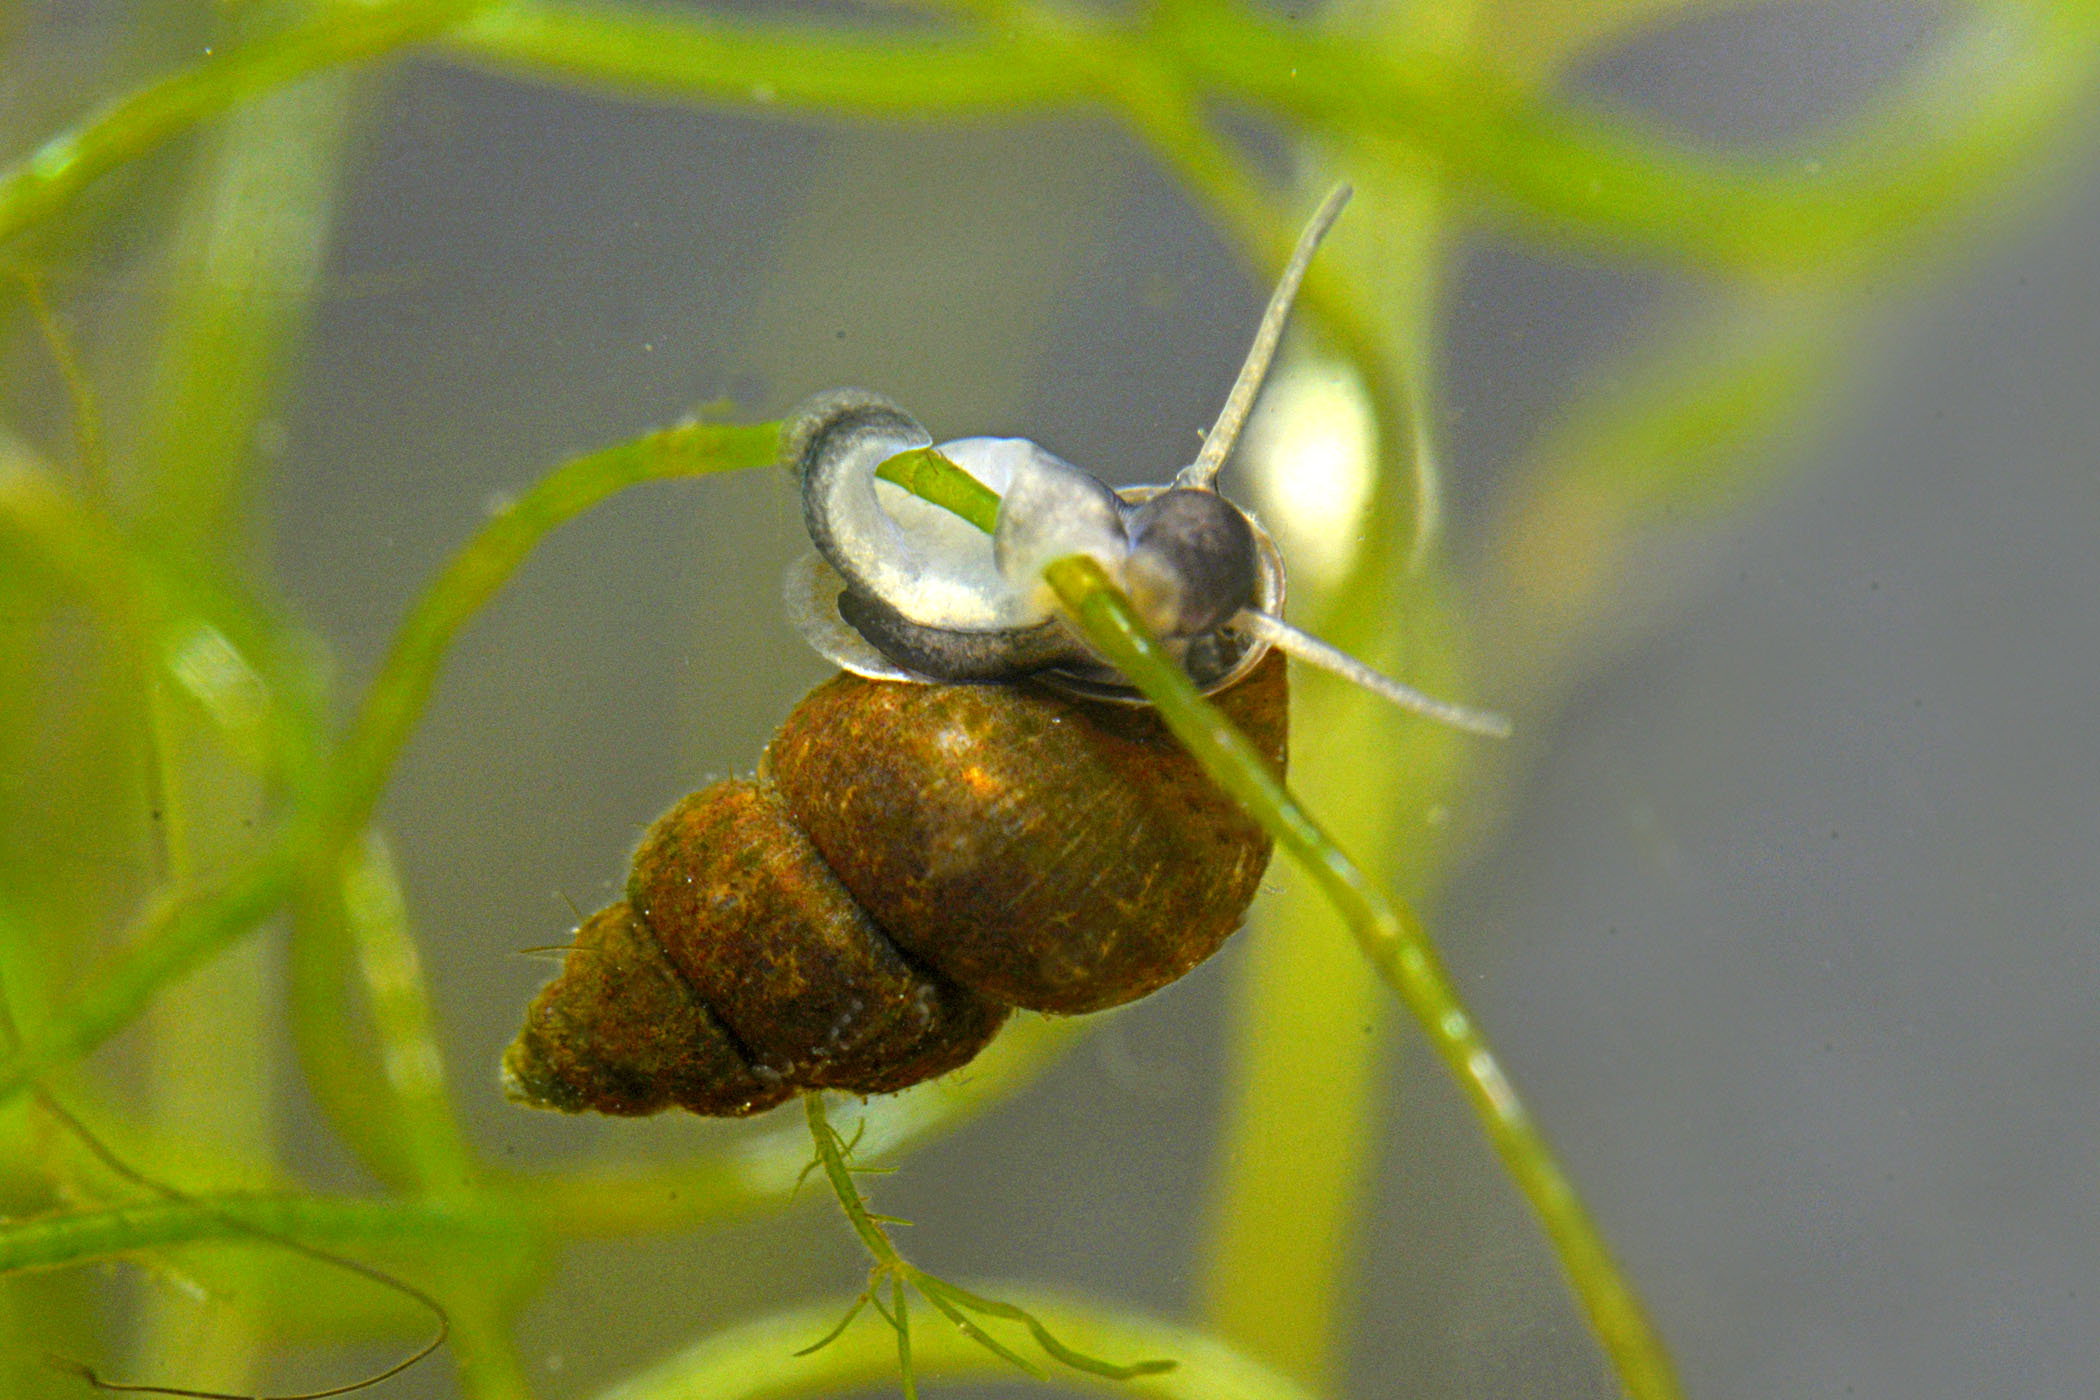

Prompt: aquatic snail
[502,187,1506,1118]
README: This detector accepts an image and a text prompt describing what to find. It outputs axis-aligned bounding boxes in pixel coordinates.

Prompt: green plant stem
[434,0,2100,275]
[1157,1,2100,271]
[2,0,2091,283]
[0,440,330,806]
[130,54,361,1388]
[136,681,274,1395]
[331,830,475,1191]
[0,448,153,640]
[0,422,778,1107]
[1196,159,1461,1379]
[445,0,1083,114]
[287,870,423,1189]
[0,855,300,1105]
[854,442,1674,1396]
[2,414,788,1400]
[288,825,476,1202]
[321,418,779,845]
[0,1194,514,1274]
[136,73,355,554]
[2,7,2087,1395]
[804,1096,891,1261]
[445,1287,536,1400]
[1201,586,1476,1379]
[13,274,110,495]
[0,0,490,249]
[1042,554,1683,1400]
[590,1292,1321,1400]
[1484,288,1854,706]
[875,448,1000,533]
[0,457,314,1106]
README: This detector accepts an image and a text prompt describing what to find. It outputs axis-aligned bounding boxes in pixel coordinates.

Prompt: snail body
[503,186,1495,1119]
[507,370,1302,1118]
[779,388,1286,698]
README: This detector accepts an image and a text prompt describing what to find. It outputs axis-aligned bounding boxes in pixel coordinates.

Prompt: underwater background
[4,1,2099,1398]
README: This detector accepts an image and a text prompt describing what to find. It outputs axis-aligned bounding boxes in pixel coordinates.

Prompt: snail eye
[1121,488,1259,637]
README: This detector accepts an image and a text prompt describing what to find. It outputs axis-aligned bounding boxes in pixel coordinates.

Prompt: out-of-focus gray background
[241,6,2100,1398]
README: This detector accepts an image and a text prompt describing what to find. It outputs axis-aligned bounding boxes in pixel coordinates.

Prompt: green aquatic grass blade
[1557,292,1851,513]
[1487,288,1857,704]
[287,866,422,1191]
[893,1276,919,1400]
[876,447,1001,534]
[130,59,359,1391]
[859,440,1677,1397]
[0,434,333,801]
[0,854,300,1105]
[0,1193,514,1276]
[1157,2,2100,271]
[1193,155,1466,1379]
[135,73,355,555]
[322,418,779,843]
[12,273,110,493]
[326,830,474,1188]
[9,4,2094,1398]
[0,0,490,249]
[1042,554,1684,1400]
[424,0,2100,277]
[446,0,1084,115]
[0,421,777,1105]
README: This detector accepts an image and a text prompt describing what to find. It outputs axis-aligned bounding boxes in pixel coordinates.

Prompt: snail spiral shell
[502,650,1285,1117]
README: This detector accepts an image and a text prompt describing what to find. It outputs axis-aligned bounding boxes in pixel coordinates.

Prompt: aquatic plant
[3,1,2095,1397]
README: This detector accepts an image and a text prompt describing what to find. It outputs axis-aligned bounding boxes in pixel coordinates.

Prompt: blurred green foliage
[1,1,2095,1398]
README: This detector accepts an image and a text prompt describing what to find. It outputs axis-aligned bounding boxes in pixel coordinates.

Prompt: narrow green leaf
[445,0,1085,116]
[791,1294,868,1358]
[920,1275,1175,1378]
[874,448,1001,534]
[893,1277,917,1400]
[0,0,491,248]
[910,1275,1044,1378]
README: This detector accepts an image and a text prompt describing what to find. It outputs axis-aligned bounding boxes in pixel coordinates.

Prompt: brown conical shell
[503,901,790,1117]
[628,782,1007,1093]
[763,650,1287,1014]
[503,780,1007,1117]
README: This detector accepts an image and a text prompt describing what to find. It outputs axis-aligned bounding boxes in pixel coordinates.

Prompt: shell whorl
[503,777,1009,1117]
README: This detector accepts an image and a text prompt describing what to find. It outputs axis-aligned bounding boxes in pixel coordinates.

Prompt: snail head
[779,186,1511,737]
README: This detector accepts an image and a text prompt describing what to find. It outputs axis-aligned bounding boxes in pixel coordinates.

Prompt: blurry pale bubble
[165,623,271,736]
[1242,353,1377,591]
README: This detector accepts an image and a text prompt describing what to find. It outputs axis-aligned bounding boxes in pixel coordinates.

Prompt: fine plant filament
[799,1094,1174,1397]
